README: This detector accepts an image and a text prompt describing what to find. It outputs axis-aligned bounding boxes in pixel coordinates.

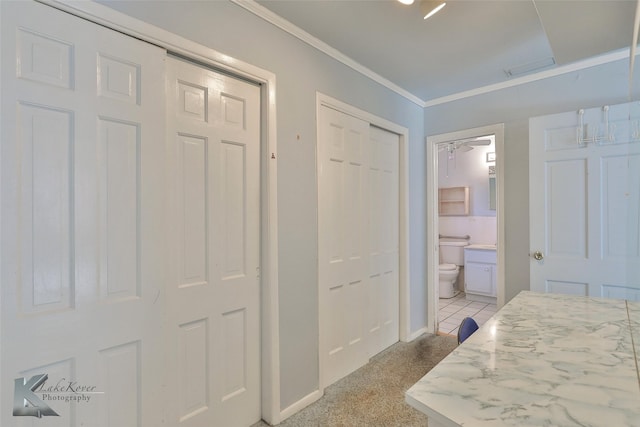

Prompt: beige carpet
[253,334,457,427]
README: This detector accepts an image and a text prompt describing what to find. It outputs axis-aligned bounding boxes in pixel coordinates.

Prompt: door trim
[316,92,411,392]
[426,123,505,333]
[38,0,282,424]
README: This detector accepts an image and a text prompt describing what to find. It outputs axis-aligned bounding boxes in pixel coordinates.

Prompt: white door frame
[316,92,411,392]
[38,0,282,423]
[426,123,505,333]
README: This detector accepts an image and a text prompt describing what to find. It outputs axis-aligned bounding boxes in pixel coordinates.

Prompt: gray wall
[425,57,640,302]
[97,0,426,411]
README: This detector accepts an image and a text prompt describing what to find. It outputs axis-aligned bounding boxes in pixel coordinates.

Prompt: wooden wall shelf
[438,186,469,216]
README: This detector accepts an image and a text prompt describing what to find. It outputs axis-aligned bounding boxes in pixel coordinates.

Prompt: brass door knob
[533,251,544,260]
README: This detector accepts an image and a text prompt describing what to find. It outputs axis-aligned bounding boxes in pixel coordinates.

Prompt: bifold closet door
[164,56,262,427]
[1,2,166,426]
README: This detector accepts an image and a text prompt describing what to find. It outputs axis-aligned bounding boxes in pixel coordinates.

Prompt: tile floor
[438,292,497,336]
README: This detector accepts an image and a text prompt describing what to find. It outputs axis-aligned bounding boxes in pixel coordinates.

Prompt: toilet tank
[440,241,469,265]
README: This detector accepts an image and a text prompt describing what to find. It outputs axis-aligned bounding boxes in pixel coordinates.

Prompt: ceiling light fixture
[398,0,415,5]
[421,0,446,20]
[438,138,491,155]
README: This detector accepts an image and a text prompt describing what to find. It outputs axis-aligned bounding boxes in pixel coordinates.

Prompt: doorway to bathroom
[426,124,505,336]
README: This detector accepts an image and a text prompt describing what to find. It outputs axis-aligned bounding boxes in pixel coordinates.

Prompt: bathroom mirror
[488,166,496,211]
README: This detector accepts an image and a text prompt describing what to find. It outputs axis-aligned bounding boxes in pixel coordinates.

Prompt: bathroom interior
[436,134,498,336]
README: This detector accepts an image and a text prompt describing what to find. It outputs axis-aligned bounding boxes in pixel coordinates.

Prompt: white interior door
[318,106,400,387]
[1,2,166,425]
[164,56,261,426]
[529,102,640,299]
[318,106,370,386]
[367,126,399,358]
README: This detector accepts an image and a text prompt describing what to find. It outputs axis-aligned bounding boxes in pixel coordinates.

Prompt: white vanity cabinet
[464,246,497,301]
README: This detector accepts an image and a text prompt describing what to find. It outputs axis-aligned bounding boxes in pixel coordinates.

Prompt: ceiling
[254,0,638,103]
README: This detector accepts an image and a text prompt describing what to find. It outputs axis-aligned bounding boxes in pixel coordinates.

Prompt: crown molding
[231,0,426,107]
[237,0,634,109]
[424,48,632,107]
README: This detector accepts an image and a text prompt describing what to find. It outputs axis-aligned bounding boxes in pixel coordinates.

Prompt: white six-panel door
[1,3,263,426]
[367,127,399,358]
[1,2,166,425]
[529,102,640,299]
[164,56,261,427]
[318,106,370,386]
[318,105,400,387]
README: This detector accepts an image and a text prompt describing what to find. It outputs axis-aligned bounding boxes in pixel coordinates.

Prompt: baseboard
[465,293,497,304]
[278,389,323,423]
[408,326,429,341]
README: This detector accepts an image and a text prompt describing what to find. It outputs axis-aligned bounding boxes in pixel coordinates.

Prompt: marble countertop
[406,291,640,427]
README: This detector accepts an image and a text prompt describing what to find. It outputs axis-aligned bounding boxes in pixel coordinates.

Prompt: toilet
[439,241,469,298]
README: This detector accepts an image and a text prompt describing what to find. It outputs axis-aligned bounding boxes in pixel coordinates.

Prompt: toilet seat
[439,263,457,271]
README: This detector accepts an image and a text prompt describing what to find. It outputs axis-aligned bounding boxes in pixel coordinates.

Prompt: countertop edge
[405,392,460,427]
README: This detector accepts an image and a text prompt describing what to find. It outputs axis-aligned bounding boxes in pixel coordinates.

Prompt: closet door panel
[1,2,166,425]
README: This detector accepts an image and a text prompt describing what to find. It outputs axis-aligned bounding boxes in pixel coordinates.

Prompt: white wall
[438,138,497,247]
[440,217,496,246]
[438,138,496,217]
[97,0,426,412]
[426,56,640,302]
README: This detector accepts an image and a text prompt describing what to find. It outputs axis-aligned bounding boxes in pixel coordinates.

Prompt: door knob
[532,251,544,260]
